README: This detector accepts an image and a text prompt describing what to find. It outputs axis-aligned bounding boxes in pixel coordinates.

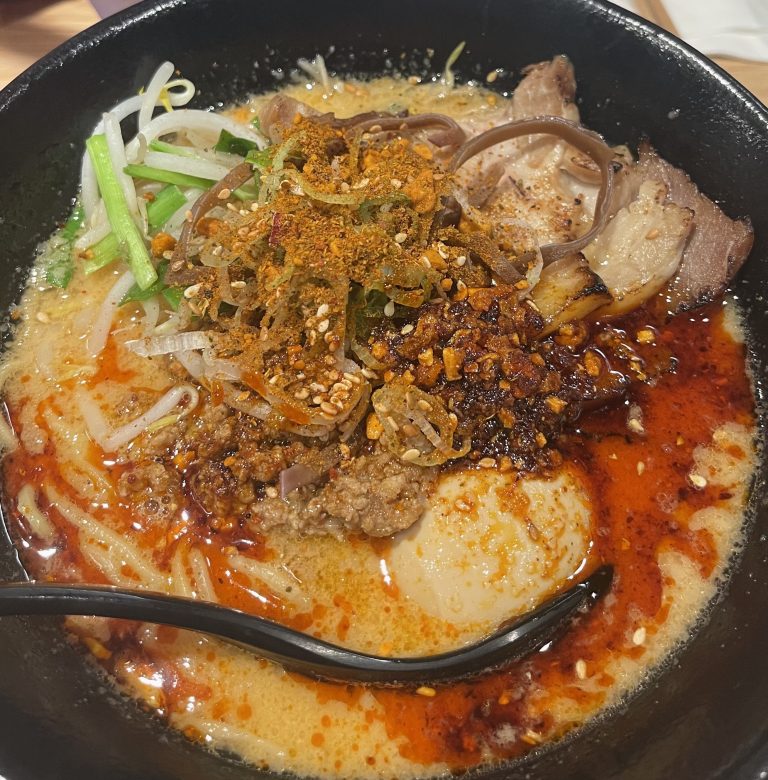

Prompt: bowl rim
[0,1,766,778]
[1,0,767,130]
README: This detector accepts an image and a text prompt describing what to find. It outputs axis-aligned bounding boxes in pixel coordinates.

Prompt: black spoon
[0,565,612,686]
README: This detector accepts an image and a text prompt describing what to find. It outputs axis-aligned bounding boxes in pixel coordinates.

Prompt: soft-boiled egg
[387,464,594,627]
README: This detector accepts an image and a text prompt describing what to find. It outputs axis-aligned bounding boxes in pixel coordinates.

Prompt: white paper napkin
[609,0,768,62]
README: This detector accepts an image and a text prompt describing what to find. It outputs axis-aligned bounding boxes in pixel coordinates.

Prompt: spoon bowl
[0,565,613,686]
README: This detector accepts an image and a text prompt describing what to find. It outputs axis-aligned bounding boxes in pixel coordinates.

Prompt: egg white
[388,465,594,627]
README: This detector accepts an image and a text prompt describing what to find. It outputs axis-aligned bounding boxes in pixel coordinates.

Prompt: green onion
[86,134,157,290]
[125,163,257,202]
[214,129,259,157]
[147,185,187,231]
[45,205,84,288]
[245,147,273,170]
[83,232,121,275]
[124,163,213,191]
[120,260,182,309]
[148,139,200,158]
[251,115,262,131]
[161,287,183,310]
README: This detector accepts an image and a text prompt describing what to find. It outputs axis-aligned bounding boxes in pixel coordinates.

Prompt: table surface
[1,0,767,104]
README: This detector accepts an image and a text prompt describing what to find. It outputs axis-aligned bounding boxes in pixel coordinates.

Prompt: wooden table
[1,0,767,104]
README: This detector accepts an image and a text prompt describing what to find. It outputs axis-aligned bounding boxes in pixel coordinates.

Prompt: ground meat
[250,448,437,537]
[117,461,181,521]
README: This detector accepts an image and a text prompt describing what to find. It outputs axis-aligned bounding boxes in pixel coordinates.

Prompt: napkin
[610,0,768,62]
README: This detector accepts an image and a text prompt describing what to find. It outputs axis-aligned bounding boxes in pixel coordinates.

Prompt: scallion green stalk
[125,164,258,202]
[124,163,213,191]
[147,185,187,231]
[45,205,84,288]
[148,139,201,158]
[86,134,157,290]
[83,233,121,275]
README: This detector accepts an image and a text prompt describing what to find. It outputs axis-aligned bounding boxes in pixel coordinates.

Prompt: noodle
[44,486,167,590]
[16,484,54,543]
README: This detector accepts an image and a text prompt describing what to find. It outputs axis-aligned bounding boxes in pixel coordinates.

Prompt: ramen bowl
[0,0,766,777]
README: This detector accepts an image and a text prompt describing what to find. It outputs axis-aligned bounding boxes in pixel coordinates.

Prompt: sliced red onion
[449,116,615,265]
[279,464,320,499]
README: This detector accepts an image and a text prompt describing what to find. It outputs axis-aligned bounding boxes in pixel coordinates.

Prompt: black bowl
[0,1,766,778]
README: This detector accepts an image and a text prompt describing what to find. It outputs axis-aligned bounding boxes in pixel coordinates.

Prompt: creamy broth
[0,72,757,778]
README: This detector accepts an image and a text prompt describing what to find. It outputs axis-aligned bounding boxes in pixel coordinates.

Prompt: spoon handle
[0,565,612,685]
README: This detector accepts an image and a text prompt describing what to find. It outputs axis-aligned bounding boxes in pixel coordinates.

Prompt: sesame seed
[478,457,496,469]
[401,324,414,335]
[394,232,408,244]
[645,228,660,240]
[265,486,278,499]
[386,416,399,431]
[486,70,499,83]
[217,188,231,200]
[436,244,449,260]
[455,255,467,267]
[294,388,310,400]
[637,461,646,475]
[402,448,421,462]
[320,402,339,416]
[420,255,432,269]
[184,209,193,222]
[317,319,330,333]
[689,473,708,489]
[361,367,378,379]
[316,303,329,317]
[312,395,323,405]
[390,178,402,188]
[407,75,421,85]
[309,382,327,393]
[632,626,646,645]
[259,326,269,341]
[226,203,239,212]
[230,280,246,289]
[35,311,50,323]
[416,686,436,697]
[456,280,467,292]
[384,300,395,317]
[268,374,280,385]
[627,404,645,435]
[340,182,351,193]
[184,283,202,299]
[417,399,432,411]
[454,498,470,511]
[343,371,361,384]
[352,177,370,190]
[575,659,587,680]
